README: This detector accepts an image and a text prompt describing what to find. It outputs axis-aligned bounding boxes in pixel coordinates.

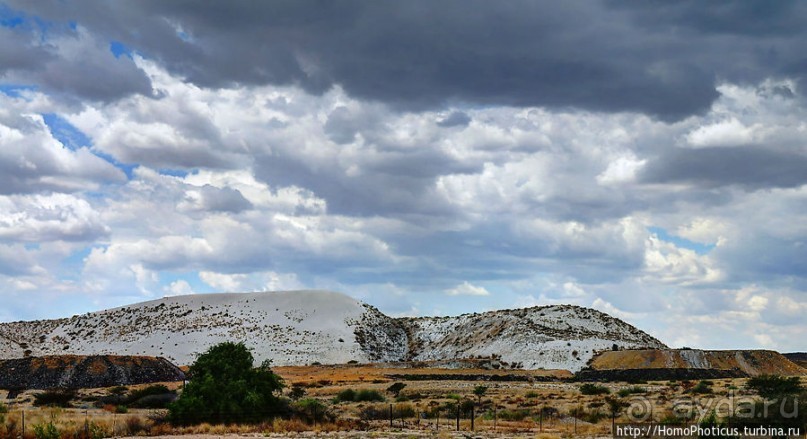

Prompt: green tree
[169,342,284,425]
[289,384,306,401]
[473,385,488,403]
[387,382,406,397]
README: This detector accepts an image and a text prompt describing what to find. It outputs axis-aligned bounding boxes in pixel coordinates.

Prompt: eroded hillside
[0,290,666,372]
[589,349,807,377]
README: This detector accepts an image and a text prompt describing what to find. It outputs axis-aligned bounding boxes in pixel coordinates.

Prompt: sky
[0,1,806,352]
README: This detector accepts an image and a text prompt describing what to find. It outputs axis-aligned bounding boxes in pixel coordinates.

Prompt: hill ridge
[0,290,666,372]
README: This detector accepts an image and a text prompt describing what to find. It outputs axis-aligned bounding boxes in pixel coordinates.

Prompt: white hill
[0,290,665,372]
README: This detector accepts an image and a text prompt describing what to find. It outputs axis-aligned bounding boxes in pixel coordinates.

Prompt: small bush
[115,405,129,414]
[293,398,331,424]
[130,393,177,409]
[525,391,539,398]
[491,409,531,421]
[355,389,385,402]
[289,385,306,401]
[32,422,59,439]
[360,403,415,420]
[33,390,75,407]
[387,382,406,396]
[689,380,713,394]
[129,384,172,401]
[333,388,384,403]
[108,386,128,396]
[124,416,149,435]
[579,383,610,395]
[617,386,647,397]
[334,388,356,403]
[746,375,804,399]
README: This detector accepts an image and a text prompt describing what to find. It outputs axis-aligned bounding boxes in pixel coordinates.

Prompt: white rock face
[0,290,665,372]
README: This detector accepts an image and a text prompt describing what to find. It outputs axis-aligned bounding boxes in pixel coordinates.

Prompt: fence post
[436,408,439,431]
[389,403,393,428]
[540,405,543,432]
[612,410,616,435]
[21,410,25,439]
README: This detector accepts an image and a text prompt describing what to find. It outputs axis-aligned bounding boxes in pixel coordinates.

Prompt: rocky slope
[588,349,807,377]
[0,290,665,372]
[784,353,807,369]
[402,305,666,371]
[0,355,184,389]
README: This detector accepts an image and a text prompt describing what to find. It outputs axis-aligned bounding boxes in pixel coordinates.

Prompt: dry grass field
[1,364,805,438]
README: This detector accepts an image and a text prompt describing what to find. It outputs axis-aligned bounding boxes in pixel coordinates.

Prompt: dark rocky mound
[784,353,807,369]
[0,355,185,390]
[575,367,748,382]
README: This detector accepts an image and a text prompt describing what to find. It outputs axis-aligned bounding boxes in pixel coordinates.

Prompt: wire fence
[0,401,614,438]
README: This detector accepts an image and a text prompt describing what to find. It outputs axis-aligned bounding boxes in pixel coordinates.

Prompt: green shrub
[168,341,284,425]
[617,386,647,397]
[129,384,171,401]
[746,375,804,399]
[293,398,331,424]
[387,382,406,396]
[115,405,128,414]
[332,388,384,403]
[334,388,356,403]
[689,380,713,394]
[355,389,385,402]
[33,422,59,439]
[495,409,531,421]
[33,390,75,407]
[108,386,128,396]
[525,391,539,398]
[579,383,610,395]
[289,384,306,401]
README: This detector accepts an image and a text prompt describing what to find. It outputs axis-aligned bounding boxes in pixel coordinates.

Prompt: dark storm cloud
[195,185,253,213]
[641,147,807,190]
[0,15,152,102]
[10,0,807,119]
[253,146,477,217]
[437,112,471,128]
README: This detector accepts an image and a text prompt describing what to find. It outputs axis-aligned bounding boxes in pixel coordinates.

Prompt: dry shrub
[124,415,148,435]
[149,422,173,436]
[266,418,308,433]
[208,423,228,435]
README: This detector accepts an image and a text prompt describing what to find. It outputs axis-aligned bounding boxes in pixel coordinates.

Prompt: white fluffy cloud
[0,57,805,352]
[446,281,490,296]
[0,97,125,194]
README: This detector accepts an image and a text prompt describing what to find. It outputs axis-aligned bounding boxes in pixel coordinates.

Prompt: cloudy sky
[1,1,806,351]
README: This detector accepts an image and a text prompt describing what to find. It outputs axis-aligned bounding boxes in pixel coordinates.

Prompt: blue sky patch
[42,113,92,150]
[41,113,137,179]
[160,272,214,295]
[0,84,37,97]
[0,4,25,28]
[110,40,133,58]
[159,169,190,178]
[648,227,716,255]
